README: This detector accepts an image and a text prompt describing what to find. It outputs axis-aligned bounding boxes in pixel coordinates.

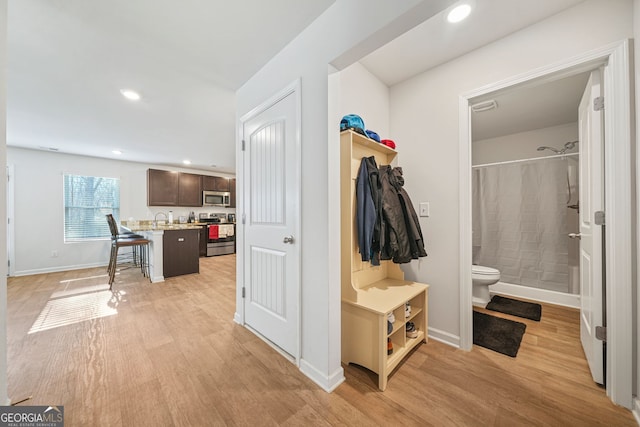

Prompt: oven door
[206,224,235,256]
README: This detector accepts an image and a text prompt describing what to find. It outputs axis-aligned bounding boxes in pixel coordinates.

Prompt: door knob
[283,235,294,244]
[568,233,582,240]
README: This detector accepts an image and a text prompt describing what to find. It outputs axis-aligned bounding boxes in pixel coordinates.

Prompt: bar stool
[106,214,150,290]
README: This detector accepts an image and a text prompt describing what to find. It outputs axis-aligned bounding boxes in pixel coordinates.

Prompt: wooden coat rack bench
[340,130,429,391]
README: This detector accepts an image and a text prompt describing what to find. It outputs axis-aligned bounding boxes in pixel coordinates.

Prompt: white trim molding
[299,359,345,393]
[458,94,473,352]
[601,41,633,409]
[237,79,303,365]
[489,282,580,309]
[428,327,461,349]
[458,40,633,409]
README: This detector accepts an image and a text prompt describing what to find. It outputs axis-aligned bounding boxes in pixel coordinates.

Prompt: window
[63,174,120,241]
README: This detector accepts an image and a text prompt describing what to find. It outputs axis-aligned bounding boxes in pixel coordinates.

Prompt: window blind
[63,174,120,241]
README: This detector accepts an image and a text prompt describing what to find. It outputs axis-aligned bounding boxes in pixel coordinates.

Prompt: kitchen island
[121,221,203,282]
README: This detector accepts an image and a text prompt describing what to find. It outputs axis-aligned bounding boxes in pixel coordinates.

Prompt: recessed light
[112,150,122,155]
[183,160,191,165]
[120,89,141,101]
[447,4,471,23]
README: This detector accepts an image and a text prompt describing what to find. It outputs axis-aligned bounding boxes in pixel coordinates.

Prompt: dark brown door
[229,178,236,208]
[163,229,200,277]
[147,169,179,206]
[178,173,202,206]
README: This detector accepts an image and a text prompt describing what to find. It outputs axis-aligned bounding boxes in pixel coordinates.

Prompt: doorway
[237,80,302,362]
[470,72,587,309]
[458,40,633,408]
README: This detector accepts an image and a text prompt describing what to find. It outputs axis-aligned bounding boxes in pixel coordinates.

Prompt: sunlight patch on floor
[28,290,120,334]
[52,282,112,299]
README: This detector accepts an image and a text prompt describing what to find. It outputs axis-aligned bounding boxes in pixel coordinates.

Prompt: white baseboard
[632,397,640,426]
[13,262,107,277]
[242,324,345,392]
[233,312,242,325]
[427,327,460,348]
[150,275,165,283]
[299,359,345,393]
[490,281,580,309]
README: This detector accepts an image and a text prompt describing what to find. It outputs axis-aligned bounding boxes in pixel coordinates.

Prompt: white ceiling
[359,0,588,141]
[7,0,335,173]
[8,0,589,172]
[470,71,590,141]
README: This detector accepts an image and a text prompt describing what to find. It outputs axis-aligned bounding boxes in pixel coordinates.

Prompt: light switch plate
[419,202,430,217]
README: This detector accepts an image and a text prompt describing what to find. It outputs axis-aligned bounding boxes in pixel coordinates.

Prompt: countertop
[121,220,236,232]
[121,223,203,232]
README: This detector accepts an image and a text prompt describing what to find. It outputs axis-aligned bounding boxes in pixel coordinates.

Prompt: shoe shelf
[340,130,429,391]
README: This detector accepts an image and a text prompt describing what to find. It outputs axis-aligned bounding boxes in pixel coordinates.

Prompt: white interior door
[242,89,299,358]
[578,69,604,385]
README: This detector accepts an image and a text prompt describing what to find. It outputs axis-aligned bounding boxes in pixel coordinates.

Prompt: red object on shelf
[381,139,396,149]
[209,225,219,240]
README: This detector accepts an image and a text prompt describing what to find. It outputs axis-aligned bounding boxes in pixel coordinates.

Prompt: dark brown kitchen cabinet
[163,229,200,278]
[202,175,230,192]
[229,178,236,208]
[147,169,202,207]
[147,169,179,206]
[178,172,202,206]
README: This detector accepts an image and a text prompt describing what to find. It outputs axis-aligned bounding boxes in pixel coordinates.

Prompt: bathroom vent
[471,100,498,113]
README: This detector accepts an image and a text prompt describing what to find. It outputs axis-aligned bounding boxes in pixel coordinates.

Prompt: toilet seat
[472,265,499,276]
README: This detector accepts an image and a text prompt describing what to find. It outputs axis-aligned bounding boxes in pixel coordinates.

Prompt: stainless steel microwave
[203,190,231,207]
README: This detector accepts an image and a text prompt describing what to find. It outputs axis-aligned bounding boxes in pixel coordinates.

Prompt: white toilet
[472,265,501,307]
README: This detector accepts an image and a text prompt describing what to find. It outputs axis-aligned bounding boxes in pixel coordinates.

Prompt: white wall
[0,0,8,407]
[7,147,234,275]
[236,0,455,391]
[389,0,634,344]
[472,122,578,165]
[340,62,390,138]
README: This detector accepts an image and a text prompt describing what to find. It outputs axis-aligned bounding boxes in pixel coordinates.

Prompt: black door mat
[486,295,542,321]
[473,311,526,357]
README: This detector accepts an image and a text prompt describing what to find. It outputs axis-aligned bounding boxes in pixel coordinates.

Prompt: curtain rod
[472,152,579,169]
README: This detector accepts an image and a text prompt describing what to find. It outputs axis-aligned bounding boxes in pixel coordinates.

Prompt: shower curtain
[472,158,569,293]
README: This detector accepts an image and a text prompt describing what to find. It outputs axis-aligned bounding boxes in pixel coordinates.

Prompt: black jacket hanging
[379,165,427,263]
[393,167,427,260]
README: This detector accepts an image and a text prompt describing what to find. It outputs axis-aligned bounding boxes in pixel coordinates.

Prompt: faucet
[153,212,167,227]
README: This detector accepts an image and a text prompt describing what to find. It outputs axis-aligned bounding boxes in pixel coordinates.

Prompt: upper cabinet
[148,169,201,207]
[148,168,235,207]
[202,176,230,192]
[147,169,180,206]
[229,178,236,208]
[178,172,202,206]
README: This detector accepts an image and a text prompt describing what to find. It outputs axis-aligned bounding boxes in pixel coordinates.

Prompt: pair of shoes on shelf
[387,338,393,355]
[387,312,396,335]
[405,302,411,318]
[406,321,418,339]
[388,312,396,324]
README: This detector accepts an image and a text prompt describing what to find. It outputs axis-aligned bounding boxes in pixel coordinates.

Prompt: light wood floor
[7,256,636,426]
